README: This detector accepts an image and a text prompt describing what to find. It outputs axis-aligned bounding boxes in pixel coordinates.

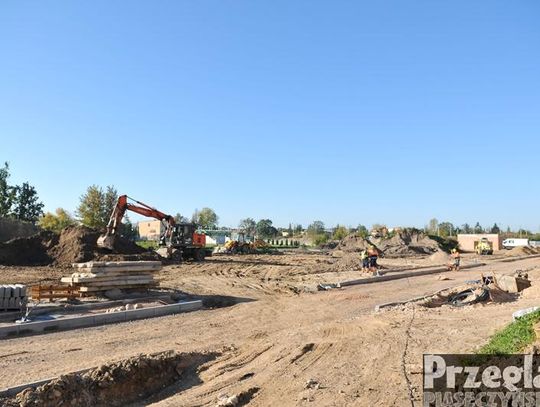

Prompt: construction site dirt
[0,226,158,267]
[1,251,540,406]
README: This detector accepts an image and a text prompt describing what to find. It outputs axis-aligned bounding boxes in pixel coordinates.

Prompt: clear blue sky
[1,1,539,231]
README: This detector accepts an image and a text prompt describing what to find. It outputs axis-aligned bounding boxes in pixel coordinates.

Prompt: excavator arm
[97,195,175,250]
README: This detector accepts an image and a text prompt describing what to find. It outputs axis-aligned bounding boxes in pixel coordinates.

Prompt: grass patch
[136,240,159,250]
[478,309,540,355]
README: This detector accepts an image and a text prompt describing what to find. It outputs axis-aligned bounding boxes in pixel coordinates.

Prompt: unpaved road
[1,253,540,406]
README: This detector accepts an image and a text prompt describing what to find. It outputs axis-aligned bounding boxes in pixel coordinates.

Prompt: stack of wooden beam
[61,261,162,294]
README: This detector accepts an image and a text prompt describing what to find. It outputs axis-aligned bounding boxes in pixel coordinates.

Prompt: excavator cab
[162,223,195,246]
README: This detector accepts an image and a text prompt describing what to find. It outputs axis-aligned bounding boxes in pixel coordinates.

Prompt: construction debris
[493,272,531,293]
[0,284,27,310]
[447,287,490,307]
[61,261,161,294]
[422,272,531,309]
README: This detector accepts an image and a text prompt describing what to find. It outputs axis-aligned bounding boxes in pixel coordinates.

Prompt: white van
[502,238,529,249]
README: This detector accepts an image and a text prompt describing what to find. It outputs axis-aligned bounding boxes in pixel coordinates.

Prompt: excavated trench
[2,351,219,407]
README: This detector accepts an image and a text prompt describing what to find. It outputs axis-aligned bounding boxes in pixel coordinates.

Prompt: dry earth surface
[1,252,540,406]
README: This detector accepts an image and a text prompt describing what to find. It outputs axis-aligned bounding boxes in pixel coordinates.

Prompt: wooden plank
[61,275,154,283]
[29,284,80,301]
[70,267,161,274]
[69,271,154,278]
[78,283,158,292]
[72,261,162,270]
[76,279,155,288]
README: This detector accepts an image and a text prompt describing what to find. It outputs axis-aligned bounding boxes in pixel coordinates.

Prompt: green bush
[314,234,329,246]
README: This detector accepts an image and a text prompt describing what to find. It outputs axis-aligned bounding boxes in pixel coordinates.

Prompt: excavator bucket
[97,234,115,250]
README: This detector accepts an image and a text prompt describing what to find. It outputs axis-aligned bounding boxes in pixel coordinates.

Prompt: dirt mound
[10,351,217,407]
[428,250,450,265]
[49,225,149,264]
[335,234,369,252]
[504,246,539,257]
[335,229,440,257]
[0,231,58,266]
[0,225,157,266]
[373,230,440,257]
[331,252,363,272]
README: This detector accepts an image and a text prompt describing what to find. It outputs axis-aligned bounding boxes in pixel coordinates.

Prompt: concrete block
[178,300,203,312]
[0,325,19,338]
[125,306,156,320]
[32,320,61,333]
[152,304,177,317]
[61,315,96,330]
[495,274,531,293]
[93,311,127,324]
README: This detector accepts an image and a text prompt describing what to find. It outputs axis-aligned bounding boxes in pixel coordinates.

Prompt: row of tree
[39,184,221,238]
[424,218,537,238]
[3,163,538,242]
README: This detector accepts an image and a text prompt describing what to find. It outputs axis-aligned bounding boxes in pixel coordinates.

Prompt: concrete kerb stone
[339,263,485,288]
[0,300,202,339]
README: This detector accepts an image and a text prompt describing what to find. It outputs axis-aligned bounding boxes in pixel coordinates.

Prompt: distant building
[138,220,164,241]
[457,234,502,252]
[204,229,231,245]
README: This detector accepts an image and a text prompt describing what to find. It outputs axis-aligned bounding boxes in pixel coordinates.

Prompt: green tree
[490,223,501,234]
[287,223,293,237]
[174,213,189,223]
[11,182,44,222]
[438,222,455,237]
[294,224,303,235]
[427,218,439,234]
[239,217,257,236]
[333,225,348,240]
[192,207,218,229]
[462,223,472,234]
[121,214,138,241]
[314,234,329,245]
[357,224,369,238]
[77,185,118,229]
[39,208,77,233]
[474,222,483,234]
[256,219,278,237]
[0,162,16,217]
[307,220,325,237]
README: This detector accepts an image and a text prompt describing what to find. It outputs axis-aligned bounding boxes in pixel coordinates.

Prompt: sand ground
[1,252,539,406]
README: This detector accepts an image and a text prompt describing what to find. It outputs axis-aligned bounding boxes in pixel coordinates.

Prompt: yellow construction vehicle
[476,238,493,255]
[225,232,255,254]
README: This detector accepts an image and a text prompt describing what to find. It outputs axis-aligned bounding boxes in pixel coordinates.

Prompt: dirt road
[1,254,539,406]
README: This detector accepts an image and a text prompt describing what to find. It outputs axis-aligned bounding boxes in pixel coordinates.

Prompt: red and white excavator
[97,195,208,261]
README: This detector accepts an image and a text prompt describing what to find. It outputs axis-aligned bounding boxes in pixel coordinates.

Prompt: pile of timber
[61,261,161,294]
